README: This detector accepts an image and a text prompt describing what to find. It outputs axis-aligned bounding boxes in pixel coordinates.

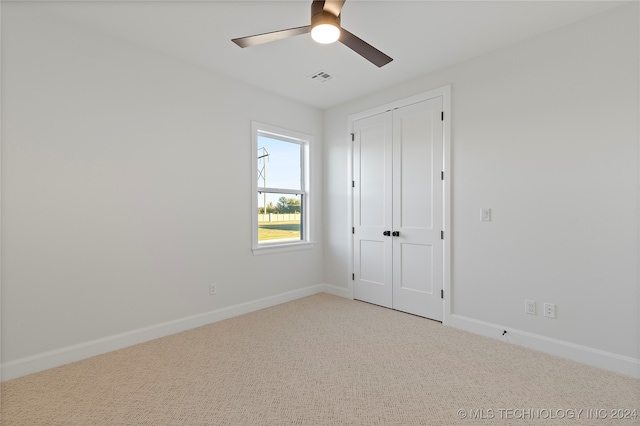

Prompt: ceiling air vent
[309,71,335,83]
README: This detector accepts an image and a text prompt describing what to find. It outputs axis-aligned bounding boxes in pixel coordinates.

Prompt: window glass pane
[257,193,302,243]
[257,135,301,190]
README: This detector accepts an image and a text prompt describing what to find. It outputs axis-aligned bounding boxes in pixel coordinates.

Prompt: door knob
[392,231,400,237]
[383,231,391,236]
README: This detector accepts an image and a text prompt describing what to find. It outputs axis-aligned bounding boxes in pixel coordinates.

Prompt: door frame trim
[347,85,452,325]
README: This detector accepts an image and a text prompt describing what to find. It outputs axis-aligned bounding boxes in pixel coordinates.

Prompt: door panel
[353,112,393,308]
[359,240,385,283]
[400,243,433,293]
[392,97,443,319]
[359,125,387,227]
[399,110,433,229]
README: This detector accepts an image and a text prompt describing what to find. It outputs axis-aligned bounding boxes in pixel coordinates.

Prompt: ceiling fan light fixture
[310,9,341,44]
[311,23,340,44]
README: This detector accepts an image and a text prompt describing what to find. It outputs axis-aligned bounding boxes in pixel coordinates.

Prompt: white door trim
[347,85,452,325]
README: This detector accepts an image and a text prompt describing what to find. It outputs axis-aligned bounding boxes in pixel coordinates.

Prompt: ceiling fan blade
[322,0,346,16]
[232,25,311,48]
[339,28,393,67]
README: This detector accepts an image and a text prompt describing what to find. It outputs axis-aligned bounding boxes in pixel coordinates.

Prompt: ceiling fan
[231,0,393,68]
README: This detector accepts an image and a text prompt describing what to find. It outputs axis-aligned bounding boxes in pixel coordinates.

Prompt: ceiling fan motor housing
[311,1,341,29]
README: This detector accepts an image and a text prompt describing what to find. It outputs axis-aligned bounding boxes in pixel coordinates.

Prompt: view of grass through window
[257,135,302,242]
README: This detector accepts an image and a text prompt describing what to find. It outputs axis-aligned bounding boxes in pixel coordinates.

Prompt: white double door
[352,97,444,320]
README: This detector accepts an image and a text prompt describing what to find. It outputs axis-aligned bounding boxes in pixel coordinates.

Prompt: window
[251,122,313,254]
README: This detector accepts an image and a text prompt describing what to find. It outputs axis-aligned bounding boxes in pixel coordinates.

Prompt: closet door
[352,111,393,308]
[392,98,443,320]
[352,96,444,321]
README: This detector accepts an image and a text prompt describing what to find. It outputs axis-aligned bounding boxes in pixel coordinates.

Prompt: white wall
[324,3,639,374]
[1,5,324,369]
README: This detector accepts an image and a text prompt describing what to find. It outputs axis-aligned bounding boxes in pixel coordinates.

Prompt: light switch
[481,208,492,222]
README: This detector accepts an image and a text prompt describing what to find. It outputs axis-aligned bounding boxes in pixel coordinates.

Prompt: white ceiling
[29,0,626,109]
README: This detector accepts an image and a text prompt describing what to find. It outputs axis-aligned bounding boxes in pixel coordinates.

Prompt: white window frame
[251,121,314,255]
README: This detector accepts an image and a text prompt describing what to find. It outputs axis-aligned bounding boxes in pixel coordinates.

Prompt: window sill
[252,241,316,256]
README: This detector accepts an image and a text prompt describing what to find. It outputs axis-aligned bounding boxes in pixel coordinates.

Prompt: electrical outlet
[525,300,536,315]
[209,284,217,296]
[544,303,556,318]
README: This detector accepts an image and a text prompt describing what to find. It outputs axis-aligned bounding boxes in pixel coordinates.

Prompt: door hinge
[441,171,444,181]
[350,133,355,141]
[441,230,444,240]
[441,111,444,121]
[352,180,355,188]
[441,289,444,299]
[352,273,355,280]
[352,227,355,234]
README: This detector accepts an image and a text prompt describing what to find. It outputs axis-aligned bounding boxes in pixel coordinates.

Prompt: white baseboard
[1,284,325,381]
[5,289,637,381]
[322,283,352,299]
[447,314,640,379]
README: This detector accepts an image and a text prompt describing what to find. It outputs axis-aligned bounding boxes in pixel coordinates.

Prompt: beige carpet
[1,293,639,425]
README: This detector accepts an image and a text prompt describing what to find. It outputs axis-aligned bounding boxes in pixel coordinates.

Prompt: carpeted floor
[1,293,639,425]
